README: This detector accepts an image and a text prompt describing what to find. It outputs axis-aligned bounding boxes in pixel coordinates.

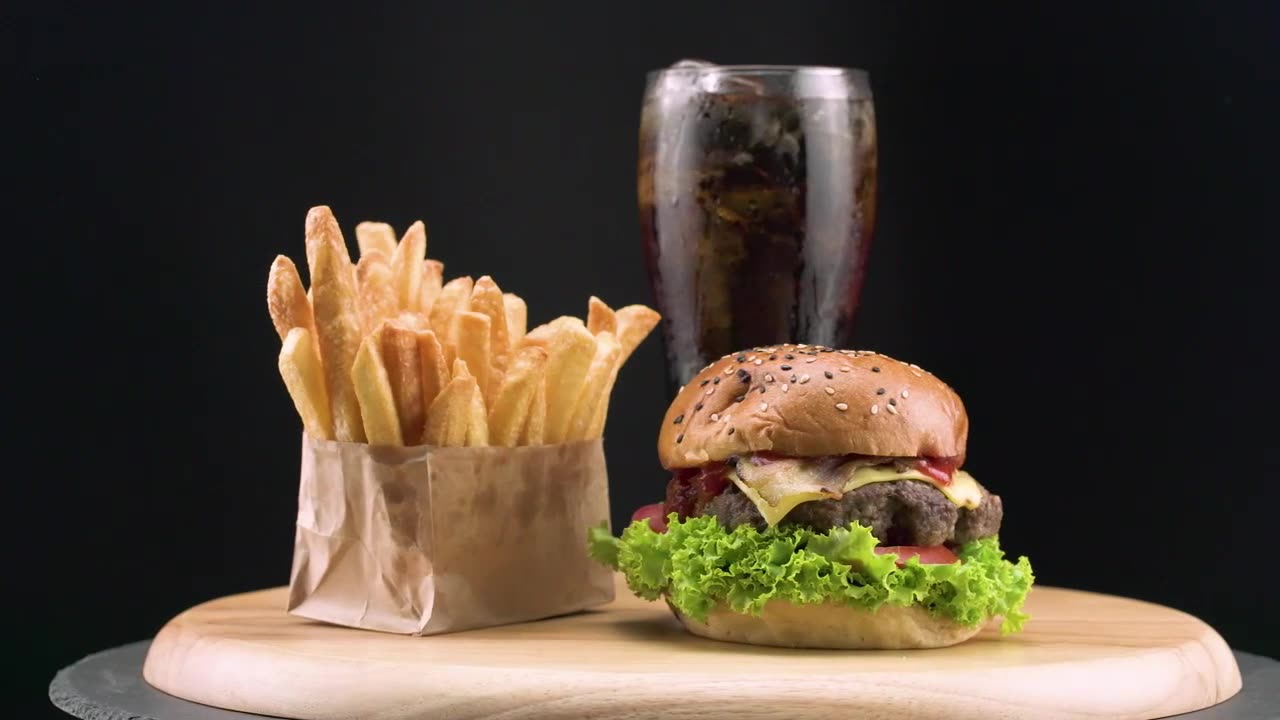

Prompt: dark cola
[638,65,877,392]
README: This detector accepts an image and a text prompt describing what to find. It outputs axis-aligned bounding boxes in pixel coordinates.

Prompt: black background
[16,2,1280,717]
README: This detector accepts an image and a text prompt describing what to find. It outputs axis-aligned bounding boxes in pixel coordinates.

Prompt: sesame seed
[835,402,849,411]
[710,413,720,421]
[870,404,879,415]
[824,387,835,395]
[871,366,881,373]
[901,389,910,398]
[798,374,811,384]
[780,364,792,371]
[795,343,808,348]
[713,376,720,384]
[765,373,775,383]
[678,385,684,393]
[876,388,885,395]
[724,366,735,375]
[705,386,715,395]
[695,402,704,410]
[824,371,834,379]
[805,357,817,363]
[753,359,763,365]
[769,354,777,360]
[911,371,923,378]
[784,354,794,360]
[889,398,897,406]
[728,427,736,435]
[839,366,851,373]
[721,414,731,423]
[747,355,757,362]
[677,433,685,443]
[909,363,922,370]
[789,374,797,383]
[673,414,684,425]
[759,402,769,411]
[758,386,767,394]
[886,403,899,415]
[735,395,745,402]
[736,355,746,362]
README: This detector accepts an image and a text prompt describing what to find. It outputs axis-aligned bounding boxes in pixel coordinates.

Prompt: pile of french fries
[267,206,660,447]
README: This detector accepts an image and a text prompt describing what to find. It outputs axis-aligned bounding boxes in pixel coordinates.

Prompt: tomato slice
[631,502,668,533]
[915,457,960,486]
[874,545,959,566]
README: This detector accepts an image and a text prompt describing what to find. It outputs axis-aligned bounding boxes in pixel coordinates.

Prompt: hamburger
[589,344,1034,649]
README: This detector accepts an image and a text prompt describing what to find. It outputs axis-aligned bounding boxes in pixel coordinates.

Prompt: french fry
[355,248,397,335]
[503,293,527,346]
[311,235,366,442]
[272,205,663,450]
[487,346,549,446]
[453,311,492,408]
[422,360,478,447]
[519,377,547,446]
[355,221,397,259]
[377,319,426,443]
[586,296,617,336]
[566,331,622,441]
[588,346,628,439]
[452,357,472,379]
[464,384,489,447]
[277,327,333,440]
[391,221,426,312]
[267,255,314,342]
[429,276,473,343]
[395,311,428,331]
[615,304,662,365]
[351,334,403,446]
[588,384,612,438]
[416,329,451,426]
[304,206,352,284]
[470,276,510,376]
[420,259,444,315]
[519,316,597,444]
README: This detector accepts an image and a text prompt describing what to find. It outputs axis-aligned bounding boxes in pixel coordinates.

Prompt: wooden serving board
[143,574,1241,720]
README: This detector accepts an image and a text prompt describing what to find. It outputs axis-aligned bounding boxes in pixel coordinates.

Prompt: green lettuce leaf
[587,515,1035,634]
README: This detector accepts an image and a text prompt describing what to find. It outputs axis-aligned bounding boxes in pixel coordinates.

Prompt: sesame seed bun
[657,344,968,469]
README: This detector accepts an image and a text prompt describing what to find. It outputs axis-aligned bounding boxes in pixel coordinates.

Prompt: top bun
[658,345,968,469]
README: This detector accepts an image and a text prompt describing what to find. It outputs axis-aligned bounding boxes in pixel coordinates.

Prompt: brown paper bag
[286,433,615,634]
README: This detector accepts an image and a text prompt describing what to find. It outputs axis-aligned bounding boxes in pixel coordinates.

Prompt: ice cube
[670,58,719,70]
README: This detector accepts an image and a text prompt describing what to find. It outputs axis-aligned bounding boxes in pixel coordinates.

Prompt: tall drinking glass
[638,62,877,395]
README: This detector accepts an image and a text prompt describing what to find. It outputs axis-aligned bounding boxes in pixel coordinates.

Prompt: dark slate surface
[50,640,1280,719]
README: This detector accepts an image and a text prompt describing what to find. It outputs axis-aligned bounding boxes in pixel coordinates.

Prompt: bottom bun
[669,599,983,650]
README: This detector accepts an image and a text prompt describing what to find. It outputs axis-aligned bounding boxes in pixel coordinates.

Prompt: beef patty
[703,479,1003,546]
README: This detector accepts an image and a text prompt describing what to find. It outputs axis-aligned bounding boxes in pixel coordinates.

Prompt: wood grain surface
[143,574,1242,720]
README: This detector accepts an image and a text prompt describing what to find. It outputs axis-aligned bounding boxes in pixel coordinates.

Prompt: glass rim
[645,64,869,81]
[645,63,871,100]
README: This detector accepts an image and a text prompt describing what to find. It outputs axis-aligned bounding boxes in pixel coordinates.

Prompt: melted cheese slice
[727,459,983,528]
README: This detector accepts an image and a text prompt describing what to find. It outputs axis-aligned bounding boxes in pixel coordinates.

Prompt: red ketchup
[664,464,731,520]
[915,457,960,486]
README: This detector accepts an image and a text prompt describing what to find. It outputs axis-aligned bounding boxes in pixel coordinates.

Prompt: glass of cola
[638,61,878,394]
